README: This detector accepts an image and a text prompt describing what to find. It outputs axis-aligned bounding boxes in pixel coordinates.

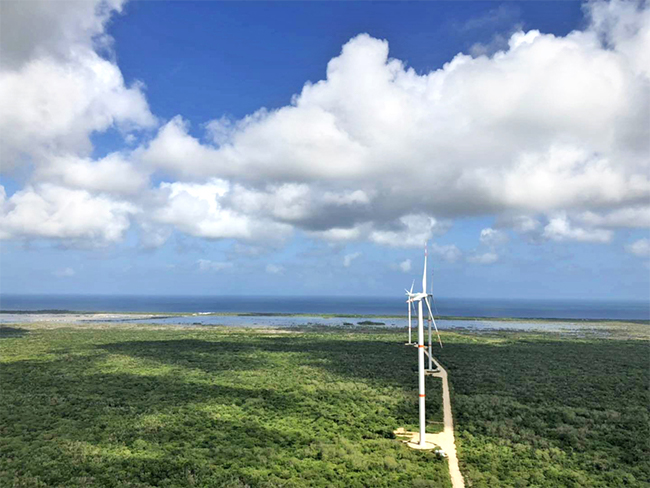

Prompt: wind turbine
[406,243,443,448]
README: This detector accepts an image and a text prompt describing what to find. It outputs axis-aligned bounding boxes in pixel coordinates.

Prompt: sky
[0,0,649,300]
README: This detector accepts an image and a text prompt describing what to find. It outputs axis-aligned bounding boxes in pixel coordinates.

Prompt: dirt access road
[428,357,465,488]
[397,356,465,488]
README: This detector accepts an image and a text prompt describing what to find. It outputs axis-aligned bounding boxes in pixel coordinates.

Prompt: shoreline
[2,313,648,342]
[1,309,647,325]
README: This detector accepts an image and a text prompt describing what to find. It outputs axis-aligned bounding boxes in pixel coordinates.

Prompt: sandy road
[428,357,465,488]
[396,356,465,488]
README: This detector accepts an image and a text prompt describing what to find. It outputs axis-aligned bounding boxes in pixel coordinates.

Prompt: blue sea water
[0,294,648,320]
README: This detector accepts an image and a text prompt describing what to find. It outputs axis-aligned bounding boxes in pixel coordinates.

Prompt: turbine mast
[404,241,443,449]
[416,242,428,446]
[417,288,426,446]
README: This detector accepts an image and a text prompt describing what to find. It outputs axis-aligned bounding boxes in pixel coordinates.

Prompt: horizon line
[0,293,648,303]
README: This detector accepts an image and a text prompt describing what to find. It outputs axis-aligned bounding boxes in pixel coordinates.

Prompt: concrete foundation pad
[406,440,438,450]
[394,428,442,451]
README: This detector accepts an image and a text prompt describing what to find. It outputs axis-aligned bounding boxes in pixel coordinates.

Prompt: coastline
[2,311,648,341]
[2,295,648,321]
[1,309,648,324]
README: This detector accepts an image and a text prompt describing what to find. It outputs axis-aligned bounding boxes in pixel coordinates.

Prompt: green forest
[1,323,648,488]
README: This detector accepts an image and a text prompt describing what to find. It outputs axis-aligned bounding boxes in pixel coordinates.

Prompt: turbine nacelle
[404,242,443,348]
[407,292,428,303]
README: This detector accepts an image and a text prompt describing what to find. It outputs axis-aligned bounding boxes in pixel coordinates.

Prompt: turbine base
[394,428,440,451]
[406,440,438,450]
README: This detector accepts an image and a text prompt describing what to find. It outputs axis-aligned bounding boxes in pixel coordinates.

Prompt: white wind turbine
[406,243,443,448]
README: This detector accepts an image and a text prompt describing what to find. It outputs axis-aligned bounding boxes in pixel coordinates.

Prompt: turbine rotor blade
[425,297,443,348]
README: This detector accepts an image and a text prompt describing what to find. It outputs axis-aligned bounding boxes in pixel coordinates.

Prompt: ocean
[0,294,648,320]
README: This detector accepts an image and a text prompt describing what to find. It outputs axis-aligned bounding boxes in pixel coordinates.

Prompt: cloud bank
[0,0,648,254]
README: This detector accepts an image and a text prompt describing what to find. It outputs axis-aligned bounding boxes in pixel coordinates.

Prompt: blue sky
[0,0,649,300]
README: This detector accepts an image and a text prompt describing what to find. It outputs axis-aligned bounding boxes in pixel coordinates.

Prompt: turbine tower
[406,243,443,448]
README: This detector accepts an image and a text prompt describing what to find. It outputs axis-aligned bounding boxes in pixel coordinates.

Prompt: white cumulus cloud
[467,252,499,265]
[430,243,463,263]
[1,0,648,257]
[369,215,449,248]
[626,238,650,257]
[343,252,361,267]
[543,214,613,243]
[398,259,412,273]
[0,0,155,170]
[480,228,509,247]
[33,153,149,195]
[140,4,649,227]
[576,206,650,228]
[266,264,284,274]
[133,1,649,251]
[0,183,136,244]
[197,259,233,272]
[150,179,292,242]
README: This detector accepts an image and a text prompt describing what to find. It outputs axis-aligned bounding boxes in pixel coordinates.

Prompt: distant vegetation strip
[1,309,647,325]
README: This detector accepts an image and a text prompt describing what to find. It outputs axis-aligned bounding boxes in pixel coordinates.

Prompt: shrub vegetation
[1,324,647,487]
[1,326,447,488]
[435,331,649,488]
